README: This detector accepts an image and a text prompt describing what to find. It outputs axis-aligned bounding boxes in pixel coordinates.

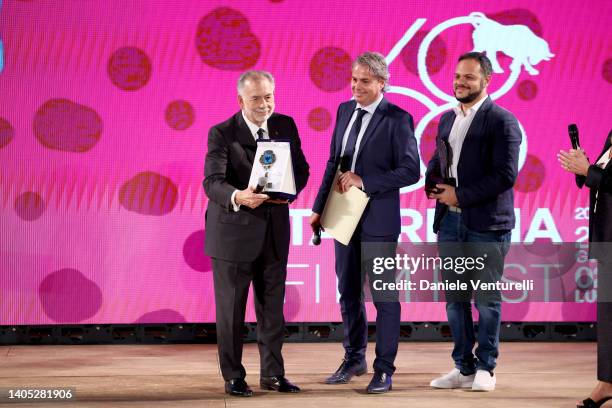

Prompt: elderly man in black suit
[203,70,309,397]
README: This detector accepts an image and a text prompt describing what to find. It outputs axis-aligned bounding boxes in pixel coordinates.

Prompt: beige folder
[320,171,370,245]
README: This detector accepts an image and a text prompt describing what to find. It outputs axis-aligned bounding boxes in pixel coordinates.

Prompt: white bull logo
[470,11,554,75]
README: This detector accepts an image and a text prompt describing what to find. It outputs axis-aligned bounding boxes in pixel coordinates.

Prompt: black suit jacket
[426,97,522,233]
[312,98,420,237]
[577,131,612,257]
[203,112,309,262]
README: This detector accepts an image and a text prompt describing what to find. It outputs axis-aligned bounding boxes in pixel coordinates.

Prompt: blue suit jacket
[312,97,420,237]
[426,96,522,233]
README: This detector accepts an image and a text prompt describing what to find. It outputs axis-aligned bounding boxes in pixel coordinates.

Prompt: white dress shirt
[340,94,384,172]
[447,96,487,186]
[230,112,270,211]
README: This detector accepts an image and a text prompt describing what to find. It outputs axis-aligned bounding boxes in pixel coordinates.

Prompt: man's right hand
[235,187,269,209]
[309,212,323,232]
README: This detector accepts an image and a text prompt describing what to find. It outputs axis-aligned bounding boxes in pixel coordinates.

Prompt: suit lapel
[462,96,491,146]
[235,112,257,163]
[335,101,357,158]
[354,98,387,164]
[267,114,282,140]
[440,112,456,142]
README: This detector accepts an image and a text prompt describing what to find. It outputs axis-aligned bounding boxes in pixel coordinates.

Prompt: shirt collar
[241,111,269,138]
[356,93,384,115]
[453,95,487,117]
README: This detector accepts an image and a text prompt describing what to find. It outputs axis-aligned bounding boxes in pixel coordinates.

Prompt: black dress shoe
[366,370,392,394]
[325,359,367,384]
[578,396,612,408]
[260,375,301,393]
[224,378,253,397]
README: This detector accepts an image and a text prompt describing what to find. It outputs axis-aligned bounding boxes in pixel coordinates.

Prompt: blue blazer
[426,96,522,233]
[312,97,420,237]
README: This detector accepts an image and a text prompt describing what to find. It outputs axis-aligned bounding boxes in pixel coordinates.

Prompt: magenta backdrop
[1,1,611,324]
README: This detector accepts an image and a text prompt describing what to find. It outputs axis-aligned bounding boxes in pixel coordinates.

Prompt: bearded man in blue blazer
[426,52,521,392]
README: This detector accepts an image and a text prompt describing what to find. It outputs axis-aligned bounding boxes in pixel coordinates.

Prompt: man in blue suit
[310,52,420,393]
[426,52,521,392]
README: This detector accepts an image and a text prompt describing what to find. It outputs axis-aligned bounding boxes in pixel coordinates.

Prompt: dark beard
[455,89,482,104]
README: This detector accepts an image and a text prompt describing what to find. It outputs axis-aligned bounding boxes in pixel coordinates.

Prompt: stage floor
[0,342,602,407]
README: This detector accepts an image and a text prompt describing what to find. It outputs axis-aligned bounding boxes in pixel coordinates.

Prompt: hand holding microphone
[558,123,590,176]
[310,212,323,245]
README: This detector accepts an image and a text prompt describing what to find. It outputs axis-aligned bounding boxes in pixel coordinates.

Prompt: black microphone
[568,123,580,150]
[312,226,321,246]
[253,177,266,194]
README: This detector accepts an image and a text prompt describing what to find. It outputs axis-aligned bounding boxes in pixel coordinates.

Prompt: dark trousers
[437,211,511,374]
[598,260,612,382]
[334,230,400,376]
[212,223,287,381]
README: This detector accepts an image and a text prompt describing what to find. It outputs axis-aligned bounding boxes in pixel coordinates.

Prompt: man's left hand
[433,184,459,207]
[337,171,363,193]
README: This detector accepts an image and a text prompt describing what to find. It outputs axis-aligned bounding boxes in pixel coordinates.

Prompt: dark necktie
[257,128,265,141]
[340,108,368,172]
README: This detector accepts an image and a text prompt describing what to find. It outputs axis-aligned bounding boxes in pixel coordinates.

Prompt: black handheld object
[312,226,321,246]
[253,177,266,194]
[568,123,580,149]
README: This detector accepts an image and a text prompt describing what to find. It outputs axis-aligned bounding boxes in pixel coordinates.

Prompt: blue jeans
[437,211,511,374]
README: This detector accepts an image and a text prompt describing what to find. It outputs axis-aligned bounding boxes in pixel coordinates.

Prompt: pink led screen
[1,1,611,324]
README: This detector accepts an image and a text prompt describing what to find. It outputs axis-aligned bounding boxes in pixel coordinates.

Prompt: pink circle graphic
[515,154,545,193]
[401,31,447,76]
[195,7,260,71]
[517,80,538,100]
[419,120,439,164]
[118,171,178,216]
[39,269,103,323]
[0,118,14,149]
[108,46,152,91]
[603,58,612,84]
[309,47,352,92]
[488,9,543,37]
[14,192,46,221]
[165,100,195,130]
[307,107,332,131]
[183,229,212,272]
[136,309,187,323]
[283,285,300,322]
[33,99,103,152]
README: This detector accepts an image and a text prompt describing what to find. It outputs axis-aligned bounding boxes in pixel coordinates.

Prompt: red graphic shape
[183,229,212,273]
[118,171,178,216]
[107,46,152,91]
[39,269,103,323]
[517,80,538,100]
[401,31,447,76]
[310,47,352,92]
[307,107,332,131]
[136,309,187,323]
[419,120,439,164]
[488,9,543,37]
[0,118,14,149]
[165,100,195,130]
[283,285,300,322]
[603,58,612,84]
[515,154,545,192]
[14,192,46,221]
[33,99,103,152]
[195,7,260,71]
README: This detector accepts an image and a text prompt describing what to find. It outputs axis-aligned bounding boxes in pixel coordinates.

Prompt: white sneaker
[471,369,496,391]
[430,368,475,389]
